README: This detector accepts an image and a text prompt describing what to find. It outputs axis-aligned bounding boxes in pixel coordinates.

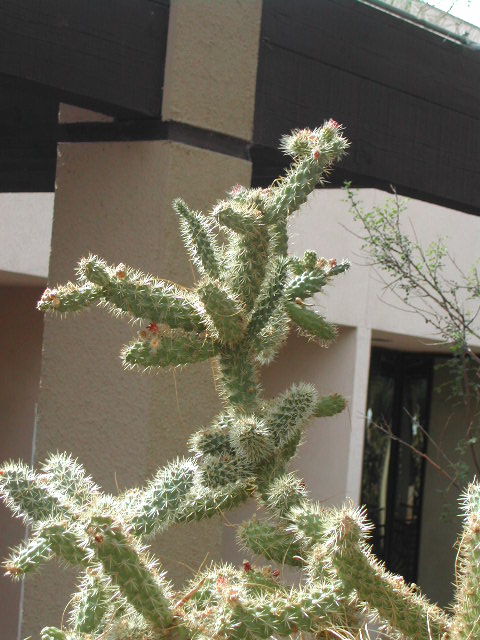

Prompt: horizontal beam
[254,0,480,213]
[0,0,169,116]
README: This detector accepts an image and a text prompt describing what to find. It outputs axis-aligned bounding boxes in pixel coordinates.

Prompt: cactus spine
[2,121,477,640]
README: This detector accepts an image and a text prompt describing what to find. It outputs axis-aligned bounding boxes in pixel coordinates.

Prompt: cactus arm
[253,308,290,366]
[198,452,251,488]
[172,198,222,280]
[451,481,480,640]
[331,542,448,640]
[246,258,289,340]
[264,383,318,450]
[188,414,235,457]
[217,349,261,412]
[122,329,220,369]
[262,473,309,520]
[265,122,350,226]
[172,481,251,525]
[214,200,260,235]
[77,255,204,331]
[303,506,449,640]
[237,519,303,566]
[285,270,328,301]
[40,628,81,640]
[0,461,66,523]
[197,281,245,345]
[127,458,197,537]
[42,521,90,567]
[37,282,103,314]
[312,394,347,418]
[285,301,337,343]
[3,521,89,579]
[229,415,274,469]
[3,535,52,579]
[224,223,270,311]
[70,572,110,634]
[88,517,174,631]
[205,587,340,639]
[40,453,100,509]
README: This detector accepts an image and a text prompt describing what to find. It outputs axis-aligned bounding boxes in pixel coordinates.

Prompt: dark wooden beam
[254,0,480,213]
[0,0,169,117]
[0,77,58,192]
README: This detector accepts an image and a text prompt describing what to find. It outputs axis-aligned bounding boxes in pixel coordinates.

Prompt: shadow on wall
[0,285,44,640]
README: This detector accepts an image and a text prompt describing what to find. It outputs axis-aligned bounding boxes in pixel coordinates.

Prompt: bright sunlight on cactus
[1,121,478,640]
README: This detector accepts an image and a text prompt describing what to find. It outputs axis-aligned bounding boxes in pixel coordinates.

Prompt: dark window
[361,348,433,583]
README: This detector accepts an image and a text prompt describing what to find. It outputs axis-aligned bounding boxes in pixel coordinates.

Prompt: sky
[428,0,480,26]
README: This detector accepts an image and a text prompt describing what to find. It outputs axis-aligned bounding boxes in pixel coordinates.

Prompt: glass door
[361,348,433,582]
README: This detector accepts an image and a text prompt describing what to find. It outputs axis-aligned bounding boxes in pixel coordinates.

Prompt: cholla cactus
[1,122,478,640]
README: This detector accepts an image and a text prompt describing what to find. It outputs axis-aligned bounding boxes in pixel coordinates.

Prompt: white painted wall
[0,193,54,284]
[291,189,480,349]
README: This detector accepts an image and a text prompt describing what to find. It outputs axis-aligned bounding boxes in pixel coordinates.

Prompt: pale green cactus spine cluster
[1,121,479,640]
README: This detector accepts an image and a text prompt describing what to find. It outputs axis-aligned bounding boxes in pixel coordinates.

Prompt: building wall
[0,193,53,284]
[0,286,44,640]
[20,2,263,635]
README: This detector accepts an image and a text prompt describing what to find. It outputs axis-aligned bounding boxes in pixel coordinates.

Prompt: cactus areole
[1,123,477,640]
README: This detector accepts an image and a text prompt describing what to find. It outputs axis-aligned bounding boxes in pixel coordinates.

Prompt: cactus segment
[305,505,449,640]
[40,628,69,640]
[122,330,220,369]
[173,481,251,525]
[78,255,204,331]
[188,414,235,457]
[4,535,52,578]
[285,301,337,343]
[288,502,329,545]
[38,282,103,313]
[172,198,222,279]
[218,587,340,639]
[197,281,245,345]
[229,415,274,467]
[312,394,346,418]
[264,123,349,225]
[70,572,110,634]
[285,269,328,300]
[0,461,65,523]
[263,473,309,520]
[214,200,260,235]
[246,258,289,340]
[41,521,90,566]
[238,519,303,566]
[199,453,250,488]
[41,453,99,509]
[264,383,318,450]
[224,223,270,311]
[88,517,173,630]
[253,307,291,365]
[128,458,197,537]
[452,482,480,639]
[218,349,260,411]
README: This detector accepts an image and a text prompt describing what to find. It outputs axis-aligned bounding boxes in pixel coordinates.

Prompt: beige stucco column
[22,2,262,636]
